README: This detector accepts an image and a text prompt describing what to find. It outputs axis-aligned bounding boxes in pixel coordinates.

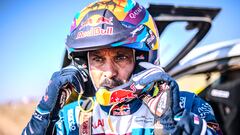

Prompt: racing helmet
[66,0,160,68]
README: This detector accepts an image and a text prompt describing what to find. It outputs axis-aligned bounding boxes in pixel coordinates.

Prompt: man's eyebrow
[90,50,100,55]
[116,50,132,55]
[116,51,125,54]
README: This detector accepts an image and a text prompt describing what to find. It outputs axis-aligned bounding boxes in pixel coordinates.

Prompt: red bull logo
[76,27,113,39]
[79,15,113,30]
[96,87,136,106]
[110,89,136,103]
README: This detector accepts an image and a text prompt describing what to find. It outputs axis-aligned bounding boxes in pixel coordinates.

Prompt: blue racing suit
[55,91,222,135]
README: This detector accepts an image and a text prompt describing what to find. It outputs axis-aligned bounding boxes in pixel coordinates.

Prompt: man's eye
[93,57,104,62]
[115,55,128,61]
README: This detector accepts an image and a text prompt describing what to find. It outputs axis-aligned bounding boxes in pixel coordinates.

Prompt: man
[22,0,222,134]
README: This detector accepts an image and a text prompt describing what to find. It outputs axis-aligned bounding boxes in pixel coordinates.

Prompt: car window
[159,22,198,67]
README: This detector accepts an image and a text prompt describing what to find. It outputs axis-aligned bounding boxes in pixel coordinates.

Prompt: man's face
[88,47,135,89]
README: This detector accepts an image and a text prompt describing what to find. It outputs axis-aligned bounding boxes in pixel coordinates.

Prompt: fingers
[134,69,168,85]
[133,62,165,85]
[168,79,181,114]
[136,63,182,117]
[59,66,86,93]
[133,67,160,82]
[141,89,170,117]
[139,62,165,72]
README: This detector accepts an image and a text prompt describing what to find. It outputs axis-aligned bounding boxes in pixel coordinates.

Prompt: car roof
[169,39,240,78]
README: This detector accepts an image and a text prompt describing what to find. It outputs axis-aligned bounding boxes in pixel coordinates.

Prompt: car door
[151,5,240,135]
[147,4,220,72]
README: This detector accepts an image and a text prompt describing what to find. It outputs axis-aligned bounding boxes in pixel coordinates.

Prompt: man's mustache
[100,78,124,89]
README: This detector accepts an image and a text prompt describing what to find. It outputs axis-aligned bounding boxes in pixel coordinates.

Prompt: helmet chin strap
[87,52,98,92]
[130,49,136,80]
[133,49,136,64]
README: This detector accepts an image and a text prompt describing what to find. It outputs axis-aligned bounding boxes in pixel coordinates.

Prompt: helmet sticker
[87,0,124,11]
[76,27,113,39]
[130,25,144,37]
[146,30,156,49]
[79,15,113,30]
[136,54,145,61]
[124,3,146,25]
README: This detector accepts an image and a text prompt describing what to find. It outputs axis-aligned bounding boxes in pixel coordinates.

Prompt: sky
[0,0,240,103]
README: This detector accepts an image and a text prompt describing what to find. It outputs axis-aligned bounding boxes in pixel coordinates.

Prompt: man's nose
[103,60,118,78]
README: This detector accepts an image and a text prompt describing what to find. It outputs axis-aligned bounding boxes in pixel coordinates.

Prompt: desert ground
[0,101,37,135]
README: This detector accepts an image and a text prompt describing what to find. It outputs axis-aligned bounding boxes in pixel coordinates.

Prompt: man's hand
[135,62,210,135]
[131,62,182,133]
[127,62,181,116]
[22,65,92,135]
[36,65,89,118]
